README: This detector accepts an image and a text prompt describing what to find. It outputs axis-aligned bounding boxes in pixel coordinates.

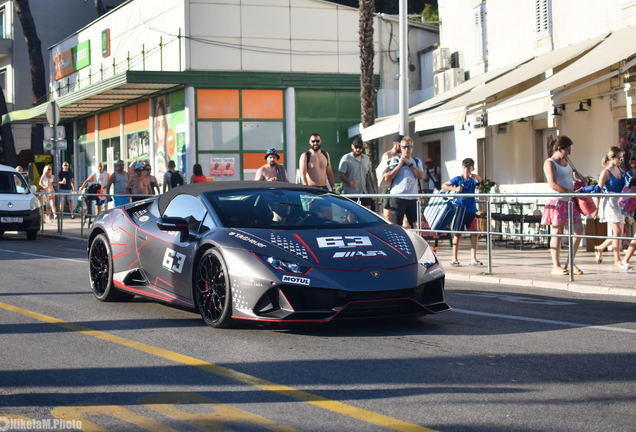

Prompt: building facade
[0,0,125,157]
[3,0,439,188]
[364,0,636,191]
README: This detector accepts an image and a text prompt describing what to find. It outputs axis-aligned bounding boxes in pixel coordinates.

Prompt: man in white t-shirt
[80,162,110,213]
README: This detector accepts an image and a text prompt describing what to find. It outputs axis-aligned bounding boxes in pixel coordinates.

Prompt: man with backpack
[423,157,442,192]
[163,160,185,193]
[299,133,335,191]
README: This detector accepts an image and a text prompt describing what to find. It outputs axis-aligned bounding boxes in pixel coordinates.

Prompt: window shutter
[535,0,551,39]
[474,3,486,64]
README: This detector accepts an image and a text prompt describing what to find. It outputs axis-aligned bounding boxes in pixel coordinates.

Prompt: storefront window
[198,122,240,151]
[196,89,284,180]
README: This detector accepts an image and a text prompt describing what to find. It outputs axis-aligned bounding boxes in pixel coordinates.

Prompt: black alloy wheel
[194,249,234,328]
[88,233,133,302]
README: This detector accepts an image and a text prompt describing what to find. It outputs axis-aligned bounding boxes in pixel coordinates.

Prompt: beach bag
[450,200,466,231]
[573,180,597,216]
[423,189,454,231]
[620,185,636,214]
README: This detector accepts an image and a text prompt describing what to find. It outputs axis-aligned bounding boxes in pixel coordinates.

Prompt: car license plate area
[1,217,23,223]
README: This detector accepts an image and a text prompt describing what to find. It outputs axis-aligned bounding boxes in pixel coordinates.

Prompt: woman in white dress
[591,146,629,269]
[38,165,57,222]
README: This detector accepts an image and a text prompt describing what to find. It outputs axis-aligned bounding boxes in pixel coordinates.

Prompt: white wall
[188,0,379,74]
[49,0,185,93]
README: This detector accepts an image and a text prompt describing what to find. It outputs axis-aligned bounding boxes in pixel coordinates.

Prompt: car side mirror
[156,216,189,242]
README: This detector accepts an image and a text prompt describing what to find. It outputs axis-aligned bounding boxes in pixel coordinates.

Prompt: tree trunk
[359,0,377,171]
[94,0,107,16]
[13,0,47,155]
[0,87,18,167]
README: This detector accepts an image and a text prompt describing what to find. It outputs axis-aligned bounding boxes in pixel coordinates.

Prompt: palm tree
[359,0,377,171]
[13,0,46,155]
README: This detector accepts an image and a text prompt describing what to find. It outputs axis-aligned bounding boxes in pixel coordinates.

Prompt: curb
[445,273,636,297]
[38,232,88,245]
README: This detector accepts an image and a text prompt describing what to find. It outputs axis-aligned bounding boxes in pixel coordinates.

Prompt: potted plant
[479,178,496,194]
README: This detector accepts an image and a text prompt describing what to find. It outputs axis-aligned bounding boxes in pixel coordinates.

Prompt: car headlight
[418,245,438,269]
[256,254,311,274]
[30,197,41,211]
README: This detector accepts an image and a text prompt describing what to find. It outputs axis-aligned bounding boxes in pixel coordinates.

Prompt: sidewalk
[432,237,636,297]
[35,215,636,297]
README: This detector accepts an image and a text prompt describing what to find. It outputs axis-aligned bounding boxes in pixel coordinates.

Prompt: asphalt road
[1,233,635,432]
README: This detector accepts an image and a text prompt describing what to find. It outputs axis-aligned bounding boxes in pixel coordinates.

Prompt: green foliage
[479,178,496,194]
[420,4,439,25]
[585,175,598,186]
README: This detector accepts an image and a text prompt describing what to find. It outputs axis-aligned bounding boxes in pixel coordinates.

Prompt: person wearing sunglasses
[125,163,152,202]
[299,133,335,191]
[58,161,76,218]
[383,136,424,229]
[143,164,160,194]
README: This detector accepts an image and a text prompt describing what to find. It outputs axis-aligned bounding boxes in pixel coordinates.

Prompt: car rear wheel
[89,233,134,302]
[194,249,234,328]
[26,230,37,240]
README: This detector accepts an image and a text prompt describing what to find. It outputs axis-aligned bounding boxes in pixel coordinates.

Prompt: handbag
[568,158,596,216]
[620,185,636,213]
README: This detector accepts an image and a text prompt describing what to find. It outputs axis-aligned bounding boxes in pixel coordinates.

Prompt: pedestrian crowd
[26,128,636,278]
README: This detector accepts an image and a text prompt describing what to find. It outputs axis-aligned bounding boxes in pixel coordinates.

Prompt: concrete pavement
[31,214,636,297]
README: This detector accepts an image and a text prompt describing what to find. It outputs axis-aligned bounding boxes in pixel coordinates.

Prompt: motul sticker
[282,275,310,285]
[333,250,388,259]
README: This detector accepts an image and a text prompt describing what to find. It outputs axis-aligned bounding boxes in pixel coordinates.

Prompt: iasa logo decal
[333,250,388,259]
[282,275,310,286]
[162,248,186,274]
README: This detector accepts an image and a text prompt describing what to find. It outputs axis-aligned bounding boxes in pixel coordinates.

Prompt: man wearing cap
[376,134,403,218]
[126,163,152,202]
[338,137,372,209]
[423,157,442,192]
[254,148,290,182]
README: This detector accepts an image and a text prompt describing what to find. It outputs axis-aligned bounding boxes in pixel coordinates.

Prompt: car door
[137,194,209,302]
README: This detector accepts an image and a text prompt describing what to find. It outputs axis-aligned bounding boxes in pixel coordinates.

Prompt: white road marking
[453,308,636,334]
[455,292,577,305]
[0,248,86,264]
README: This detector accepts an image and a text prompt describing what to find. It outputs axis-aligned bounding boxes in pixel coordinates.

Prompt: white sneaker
[618,263,632,271]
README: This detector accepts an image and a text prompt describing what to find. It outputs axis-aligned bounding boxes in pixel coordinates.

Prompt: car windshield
[203,188,385,229]
[0,172,29,195]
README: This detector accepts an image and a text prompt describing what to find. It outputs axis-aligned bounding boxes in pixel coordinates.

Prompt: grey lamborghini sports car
[87,181,450,328]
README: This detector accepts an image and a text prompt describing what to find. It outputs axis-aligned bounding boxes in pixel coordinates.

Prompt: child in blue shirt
[442,158,482,267]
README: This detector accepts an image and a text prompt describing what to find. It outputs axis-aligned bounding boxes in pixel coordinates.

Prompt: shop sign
[73,40,91,71]
[53,49,74,80]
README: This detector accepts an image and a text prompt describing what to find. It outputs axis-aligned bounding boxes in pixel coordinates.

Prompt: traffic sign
[46,102,60,126]
[44,126,65,140]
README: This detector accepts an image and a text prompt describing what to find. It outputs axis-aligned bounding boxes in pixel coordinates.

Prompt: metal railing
[33,189,636,282]
[344,191,636,282]
[34,191,155,238]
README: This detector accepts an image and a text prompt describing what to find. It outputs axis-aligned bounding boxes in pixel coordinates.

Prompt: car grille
[251,277,447,320]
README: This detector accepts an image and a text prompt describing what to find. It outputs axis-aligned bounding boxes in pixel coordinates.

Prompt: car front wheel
[89,233,133,302]
[194,249,234,328]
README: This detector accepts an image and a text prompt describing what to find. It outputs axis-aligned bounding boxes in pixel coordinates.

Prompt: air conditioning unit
[433,47,451,73]
[434,73,445,96]
[444,68,465,91]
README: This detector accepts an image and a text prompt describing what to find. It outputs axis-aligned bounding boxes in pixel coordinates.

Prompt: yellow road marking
[51,405,177,432]
[0,301,439,432]
[140,392,299,432]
